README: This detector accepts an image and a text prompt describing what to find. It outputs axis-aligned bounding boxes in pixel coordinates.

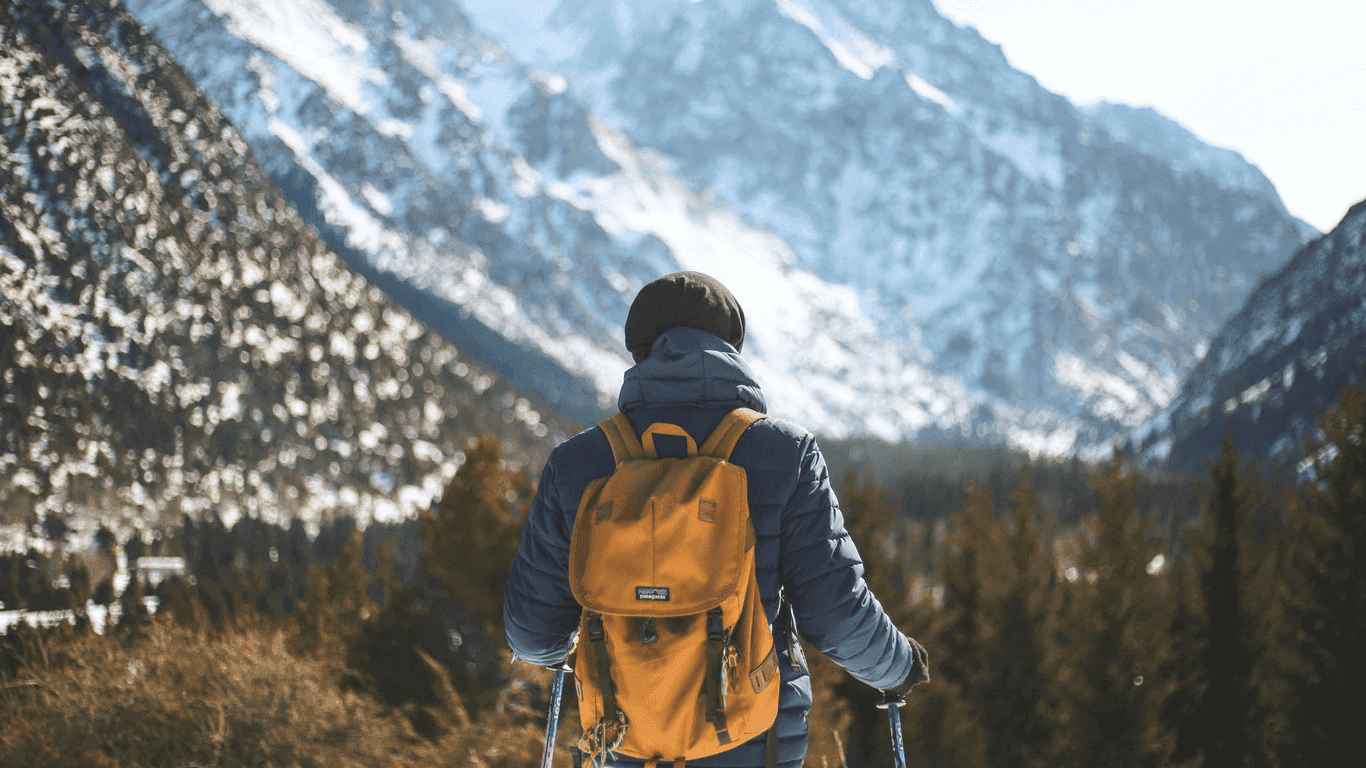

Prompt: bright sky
[934,0,1366,232]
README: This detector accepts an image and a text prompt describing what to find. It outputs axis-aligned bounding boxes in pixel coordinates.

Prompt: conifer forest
[3,394,1364,766]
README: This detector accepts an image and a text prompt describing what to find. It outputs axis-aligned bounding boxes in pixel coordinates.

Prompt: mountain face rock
[1138,201,1366,469]
[0,0,560,530]
[128,0,1308,453]
[465,0,1311,447]
[122,0,997,445]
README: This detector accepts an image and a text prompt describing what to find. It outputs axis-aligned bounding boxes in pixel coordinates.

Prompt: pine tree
[420,435,532,631]
[978,483,1058,768]
[369,536,401,609]
[283,517,312,613]
[0,554,21,610]
[294,527,372,654]
[1279,388,1366,765]
[1196,440,1254,768]
[906,677,988,768]
[1061,455,1169,768]
[840,468,904,606]
[916,484,996,768]
[124,532,146,575]
[326,529,372,625]
[1242,480,1295,768]
[1159,554,1203,768]
[117,571,149,636]
[65,560,92,624]
[939,484,993,689]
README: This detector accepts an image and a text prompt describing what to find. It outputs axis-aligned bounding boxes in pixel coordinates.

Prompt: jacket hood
[617,327,767,414]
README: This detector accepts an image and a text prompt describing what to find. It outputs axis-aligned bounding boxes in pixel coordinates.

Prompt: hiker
[505,271,930,768]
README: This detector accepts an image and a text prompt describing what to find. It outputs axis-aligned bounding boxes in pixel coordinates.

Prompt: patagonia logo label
[635,586,671,601]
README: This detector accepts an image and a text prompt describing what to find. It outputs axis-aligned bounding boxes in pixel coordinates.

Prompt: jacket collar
[617,327,768,414]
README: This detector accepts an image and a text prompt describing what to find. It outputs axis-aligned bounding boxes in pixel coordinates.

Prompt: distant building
[134,556,185,586]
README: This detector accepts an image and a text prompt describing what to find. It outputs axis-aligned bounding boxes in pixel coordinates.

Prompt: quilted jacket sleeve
[780,433,917,691]
[503,454,580,666]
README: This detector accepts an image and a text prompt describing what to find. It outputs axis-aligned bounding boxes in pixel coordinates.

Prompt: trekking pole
[540,663,572,768]
[876,693,908,768]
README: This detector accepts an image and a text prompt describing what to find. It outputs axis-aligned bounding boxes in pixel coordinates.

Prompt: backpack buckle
[587,613,605,642]
[706,607,724,641]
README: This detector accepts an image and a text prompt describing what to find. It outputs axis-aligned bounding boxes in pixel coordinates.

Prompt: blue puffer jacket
[504,327,918,767]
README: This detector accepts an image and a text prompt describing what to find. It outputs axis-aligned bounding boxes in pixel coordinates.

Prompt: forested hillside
[0,0,565,535]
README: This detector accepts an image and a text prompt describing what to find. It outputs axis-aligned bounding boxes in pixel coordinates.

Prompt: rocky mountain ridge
[1138,199,1366,469]
[466,0,1314,447]
[124,0,1312,453]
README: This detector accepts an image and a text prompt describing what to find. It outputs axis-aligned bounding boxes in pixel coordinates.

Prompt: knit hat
[624,271,746,362]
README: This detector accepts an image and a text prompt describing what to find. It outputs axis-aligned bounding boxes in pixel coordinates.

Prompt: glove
[883,635,930,703]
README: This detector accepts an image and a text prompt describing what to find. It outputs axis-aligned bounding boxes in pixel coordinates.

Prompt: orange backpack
[569,408,780,767]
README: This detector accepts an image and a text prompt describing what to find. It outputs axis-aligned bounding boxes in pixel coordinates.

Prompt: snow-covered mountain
[1137,200,1366,469]
[0,0,561,531]
[126,0,1310,452]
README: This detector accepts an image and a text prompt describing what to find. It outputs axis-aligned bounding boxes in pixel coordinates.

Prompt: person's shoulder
[749,414,813,445]
[545,422,616,491]
[549,422,613,468]
[731,414,814,469]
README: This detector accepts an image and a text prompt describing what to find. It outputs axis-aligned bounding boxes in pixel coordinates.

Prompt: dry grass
[0,624,549,768]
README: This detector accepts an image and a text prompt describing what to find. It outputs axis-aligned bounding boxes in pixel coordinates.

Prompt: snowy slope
[461,0,1311,447]
[123,0,1051,445]
[128,0,1309,452]
[1137,200,1366,468]
[0,0,561,530]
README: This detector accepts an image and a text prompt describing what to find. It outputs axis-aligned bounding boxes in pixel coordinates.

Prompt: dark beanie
[625,271,746,362]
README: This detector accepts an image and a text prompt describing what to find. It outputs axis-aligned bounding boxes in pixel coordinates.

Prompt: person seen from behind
[504,271,930,767]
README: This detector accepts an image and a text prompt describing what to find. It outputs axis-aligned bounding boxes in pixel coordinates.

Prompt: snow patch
[268,117,406,255]
[533,71,568,95]
[774,0,894,80]
[202,0,385,115]
[1239,377,1272,406]
[360,183,393,216]
[476,197,510,223]
[1116,352,1178,406]
[1006,424,1080,457]
[393,33,484,121]
[1054,353,1151,426]
[904,71,958,113]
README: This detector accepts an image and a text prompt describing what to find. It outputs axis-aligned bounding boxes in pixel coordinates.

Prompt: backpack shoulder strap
[699,408,766,460]
[598,412,645,465]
